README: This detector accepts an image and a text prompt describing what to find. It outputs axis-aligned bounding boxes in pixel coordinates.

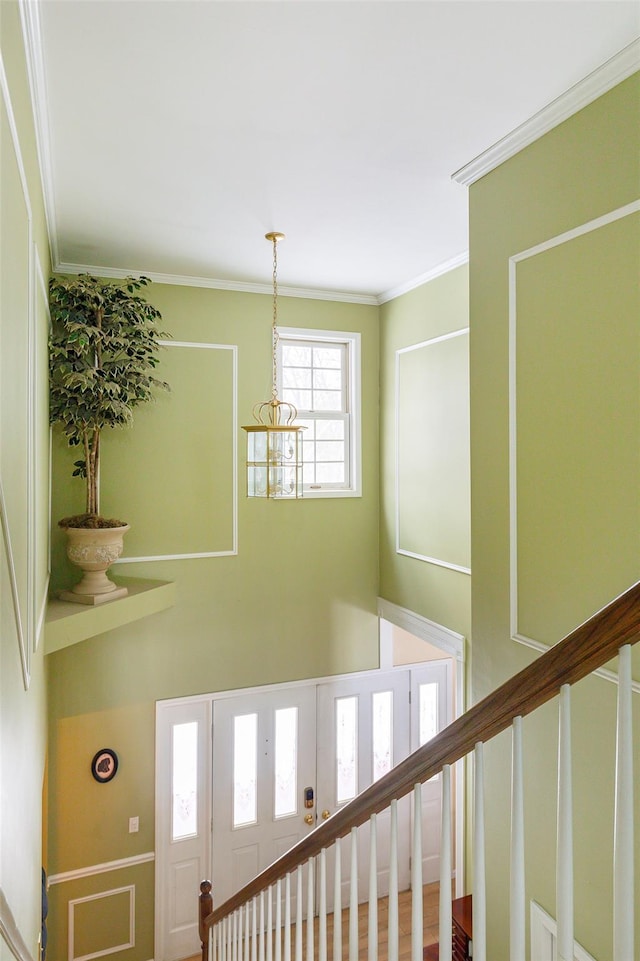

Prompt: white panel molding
[509,201,640,692]
[113,340,238,562]
[54,262,379,307]
[453,39,640,186]
[69,885,135,961]
[0,481,29,690]
[18,0,59,266]
[377,597,464,661]
[395,547,471,576]
[49,852,154,886]
[530,902,596,961]
[0,886,34,961]
[378,251,469,305]
[0,49,36,688]
[33,243,52,652]
[395,328,471,575]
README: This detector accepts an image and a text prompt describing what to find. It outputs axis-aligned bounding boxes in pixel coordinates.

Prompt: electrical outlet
[129,816,139,833]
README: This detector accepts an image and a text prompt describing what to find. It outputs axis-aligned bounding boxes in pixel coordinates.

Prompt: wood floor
[188,882,442,961]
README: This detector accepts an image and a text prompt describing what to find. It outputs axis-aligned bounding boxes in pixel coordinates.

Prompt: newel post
[199,880,213,961]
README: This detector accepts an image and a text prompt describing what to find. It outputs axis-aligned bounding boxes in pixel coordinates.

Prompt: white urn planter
[59,525,130,605]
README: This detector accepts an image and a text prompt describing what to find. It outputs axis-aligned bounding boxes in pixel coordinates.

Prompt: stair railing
[199,581,639,961]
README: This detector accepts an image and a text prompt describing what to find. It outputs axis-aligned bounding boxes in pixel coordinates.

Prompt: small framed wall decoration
[91,748,119,783]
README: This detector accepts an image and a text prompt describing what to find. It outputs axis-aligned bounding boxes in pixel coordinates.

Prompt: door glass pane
[172,721,198,841]
[336,696,357,803]
[274,707,298,819]
[372,691,393,782]
[419,682,439,746]
[234,713,258,827]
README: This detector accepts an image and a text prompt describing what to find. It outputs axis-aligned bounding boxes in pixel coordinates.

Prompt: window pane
[336,696,357,803]
[274,707,298,819]
[316,462,345,483]
[313,346,342,368]
[282,388,312,409]
[313,368,342,390]
[234,714,257,827]
[283,345,311,366]
[419,683,439,746]
[315,420,344,440]
[316,441,344,462]
[313,390,343,412]
[172,722,198,841]
[283,367,311,389]
[372,691,393,782]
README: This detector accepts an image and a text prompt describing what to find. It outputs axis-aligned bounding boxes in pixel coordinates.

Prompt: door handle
[321,809,331,820]
[304,813,314,825]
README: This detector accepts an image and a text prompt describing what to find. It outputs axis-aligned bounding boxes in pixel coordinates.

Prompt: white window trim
[278,326,362,498]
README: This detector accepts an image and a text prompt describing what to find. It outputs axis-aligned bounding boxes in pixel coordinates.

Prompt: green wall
[469,74,639,959]
[46,285,380,959]
[379,267,471,642]
[0,2,50,960]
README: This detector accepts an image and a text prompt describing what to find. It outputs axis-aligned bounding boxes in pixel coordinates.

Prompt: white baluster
[259,891,265,961]
[306,859,314,961]
[614,644,634,961]
[221,917,226,961]
[246,903,251,961]
[319,849,327,961]
[296,866,303,961]
[411,784,423,961]
[388,799,399,961]
[232,910,237,961]
[510,717,525,961]
[285,874,292,961]
[267,886,273,961]
[276,879,283,961]
[368,813,378,961]
[439,765,452,961]
[252,897,257,961]
[557,684,573,961]
[333,838,342,961]
[474,742,487,961]
[349,826,358,961]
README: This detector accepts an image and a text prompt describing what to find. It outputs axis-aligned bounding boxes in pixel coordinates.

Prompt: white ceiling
[31,1,640,301]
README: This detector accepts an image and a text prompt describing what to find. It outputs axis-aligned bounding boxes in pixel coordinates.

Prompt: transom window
[277,328,361,496]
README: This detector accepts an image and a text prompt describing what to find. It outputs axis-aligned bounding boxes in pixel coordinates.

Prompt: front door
[156,662,454,958]
[315,670,412,911]
[211,685,317,910]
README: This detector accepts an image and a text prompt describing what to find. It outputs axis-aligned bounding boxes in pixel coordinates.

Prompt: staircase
[199,582,639,961]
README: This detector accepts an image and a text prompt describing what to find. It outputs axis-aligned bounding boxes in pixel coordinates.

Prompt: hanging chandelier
[242,232,305,499]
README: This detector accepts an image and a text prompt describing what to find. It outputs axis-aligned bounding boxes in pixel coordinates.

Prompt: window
[277,328,361,496]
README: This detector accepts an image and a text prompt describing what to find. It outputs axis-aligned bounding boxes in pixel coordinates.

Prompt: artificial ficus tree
[49,274,170,527]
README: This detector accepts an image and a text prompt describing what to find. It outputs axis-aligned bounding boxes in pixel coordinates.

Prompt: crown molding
[453,39,640,187]
[54,261,379,306]
[19,0,59,265]
[378,251,469,304]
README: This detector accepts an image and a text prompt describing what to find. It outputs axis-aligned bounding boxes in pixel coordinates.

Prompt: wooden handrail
[203,580,640,929]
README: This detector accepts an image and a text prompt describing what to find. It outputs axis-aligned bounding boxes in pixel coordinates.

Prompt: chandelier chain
[271,235,279,402]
